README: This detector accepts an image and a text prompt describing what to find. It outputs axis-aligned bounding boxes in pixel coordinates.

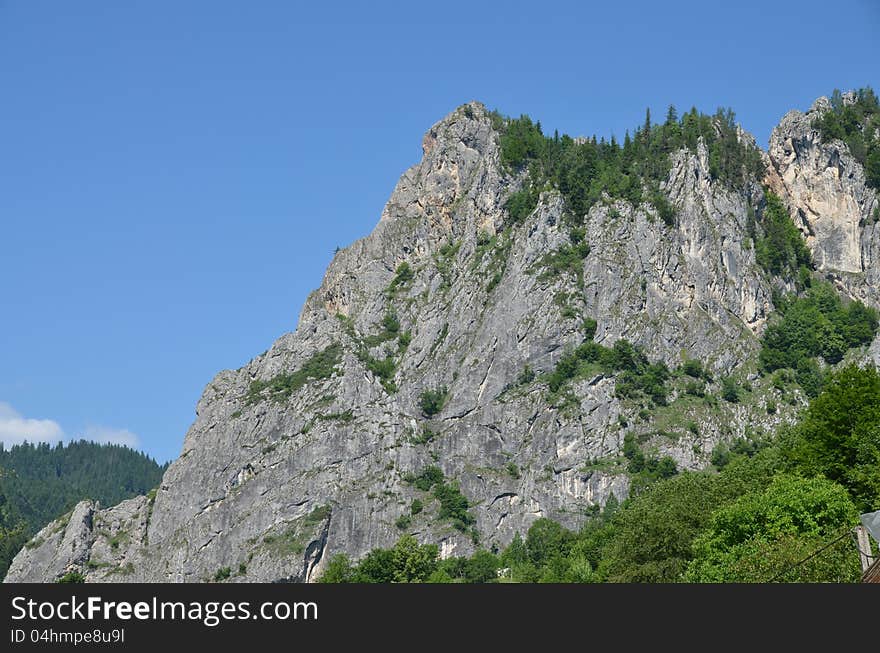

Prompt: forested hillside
[0,440,167,579]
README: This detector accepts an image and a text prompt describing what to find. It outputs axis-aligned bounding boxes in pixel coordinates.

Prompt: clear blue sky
[1,1,878,464]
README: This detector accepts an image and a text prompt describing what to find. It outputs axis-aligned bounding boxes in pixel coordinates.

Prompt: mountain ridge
[7,90,880,583]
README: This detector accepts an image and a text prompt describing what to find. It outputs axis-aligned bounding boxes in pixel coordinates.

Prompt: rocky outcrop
[8,95,877,583]
[766,93,880,304]
[583,140,770,371]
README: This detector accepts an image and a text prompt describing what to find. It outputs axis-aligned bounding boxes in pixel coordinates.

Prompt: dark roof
[862,558,880,583]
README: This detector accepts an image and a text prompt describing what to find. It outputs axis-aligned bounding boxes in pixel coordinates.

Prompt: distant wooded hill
[0,440,167,579]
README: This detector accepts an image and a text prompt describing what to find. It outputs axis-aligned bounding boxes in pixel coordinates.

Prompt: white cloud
[0,403,141,451]
[0,402,64,447]
[83,425,140,449]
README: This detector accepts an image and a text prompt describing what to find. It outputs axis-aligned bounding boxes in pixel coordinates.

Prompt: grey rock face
[582,141,771,373]
[765,92,880,365]
[766,94,880,303]
[8,97,877,583]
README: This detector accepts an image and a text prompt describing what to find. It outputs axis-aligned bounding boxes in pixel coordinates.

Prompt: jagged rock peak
[766,91,880,301]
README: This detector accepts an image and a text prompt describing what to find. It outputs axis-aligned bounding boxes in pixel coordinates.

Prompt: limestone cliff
[7,94,879,583]
[766,93,880,304]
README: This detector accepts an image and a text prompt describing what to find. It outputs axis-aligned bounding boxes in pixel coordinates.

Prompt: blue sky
[1,1,878,463]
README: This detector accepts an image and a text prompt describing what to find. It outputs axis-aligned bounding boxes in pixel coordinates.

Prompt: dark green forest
[0,440,167,579]
[320,364,880,583]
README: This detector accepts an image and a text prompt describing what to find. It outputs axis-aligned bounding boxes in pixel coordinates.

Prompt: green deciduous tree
[599,450,781,582]
[759,282,878,393]
[390,535,439,583]
[318,554,354,583]
[684,474,859,582]
[782,365,880,511]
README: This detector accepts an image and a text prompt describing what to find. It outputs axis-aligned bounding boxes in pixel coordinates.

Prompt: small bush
[408,466,444,492]
[412,426,436,445]
[57,571,86,584]
[681,359,704,379]
[388,262,414,294]
[419,387,449,417]
[433,481,474,530]
[213,567,232,582]
[685,380,705,397]
[721,377,739,403]
[710,444,730,470]
[583,317,598,341]
[536,242,590,280]
[381,311,400,335]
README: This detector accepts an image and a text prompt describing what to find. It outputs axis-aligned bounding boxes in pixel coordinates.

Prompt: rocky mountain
[766,95,880,301]
[7,92,880,583]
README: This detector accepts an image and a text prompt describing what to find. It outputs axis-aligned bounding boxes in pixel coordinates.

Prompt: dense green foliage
[597,451,780,582]
[711,434,771,471]
[781,365,880,511]
[546,337,671,405]
[755,192,812,280]
[319,535,499,583]
[246,344,342,403]
[403,465,475,532]
[323,366,880,583]
[621,434,678,495]
[0,440,167,580]
[684,475,859,582]
[496,105,763,225]
[759,282,878,395]
[813,87,880,190]
[0,521,27,583]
